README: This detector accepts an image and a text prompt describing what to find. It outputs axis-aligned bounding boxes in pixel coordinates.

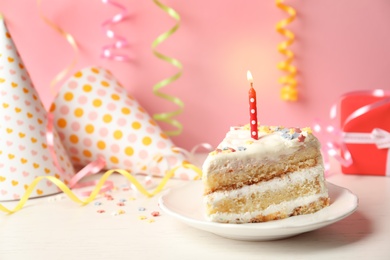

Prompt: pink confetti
[151,211,160,217]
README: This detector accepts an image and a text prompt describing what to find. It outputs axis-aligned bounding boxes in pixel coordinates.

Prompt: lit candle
[247,70,258,140]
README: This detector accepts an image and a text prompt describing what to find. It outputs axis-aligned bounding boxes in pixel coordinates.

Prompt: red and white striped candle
[247,70,258,140]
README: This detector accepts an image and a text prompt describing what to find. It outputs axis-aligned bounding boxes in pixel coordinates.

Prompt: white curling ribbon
[343,128,390,176]
[371,128,390,149]
[342,128,390,149]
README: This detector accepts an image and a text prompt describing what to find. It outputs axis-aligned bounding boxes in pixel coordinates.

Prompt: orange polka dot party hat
[0,16,76,201]
[51,66,200,181]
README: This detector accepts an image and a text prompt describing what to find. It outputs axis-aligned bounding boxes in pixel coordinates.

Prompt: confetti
[97,210,105,213]
[147,219,155,223]
[117,202,125,206]
[298,134,306,142]
[151,211,160,217]
[138,207,146,211]
[119,198,126,202]
[94,201,102,206]
[111,210,126,216]
[138,215,147,220]
[292,133,300,139]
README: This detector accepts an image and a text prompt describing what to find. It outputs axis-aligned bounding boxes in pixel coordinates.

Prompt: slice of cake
[202,125,330,224]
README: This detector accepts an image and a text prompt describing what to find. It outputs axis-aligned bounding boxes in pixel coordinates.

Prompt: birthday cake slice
[202,125,330,223]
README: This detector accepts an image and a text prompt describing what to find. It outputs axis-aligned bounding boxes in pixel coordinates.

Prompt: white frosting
[202,126,316,176]
[219,126,305,152]
[204,164,328,223]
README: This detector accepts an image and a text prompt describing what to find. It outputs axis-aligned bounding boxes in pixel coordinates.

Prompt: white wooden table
[0,154,389,260]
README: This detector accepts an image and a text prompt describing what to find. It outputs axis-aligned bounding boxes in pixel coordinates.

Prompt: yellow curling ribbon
[151,0,184,136]
[37,0,79,95]
[275,0,298,101]
[0,162,202,214]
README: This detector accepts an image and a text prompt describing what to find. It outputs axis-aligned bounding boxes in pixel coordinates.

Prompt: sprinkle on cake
[202,124,330,224]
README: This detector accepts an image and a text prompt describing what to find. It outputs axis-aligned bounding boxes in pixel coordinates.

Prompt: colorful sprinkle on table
[138,215,147,220]
[151,211,160,217]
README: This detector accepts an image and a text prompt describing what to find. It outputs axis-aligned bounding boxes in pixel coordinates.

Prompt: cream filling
[206,193,327,223]
[204,164,328,223]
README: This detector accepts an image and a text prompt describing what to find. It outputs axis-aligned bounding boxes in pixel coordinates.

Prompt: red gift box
[340,90,390,176]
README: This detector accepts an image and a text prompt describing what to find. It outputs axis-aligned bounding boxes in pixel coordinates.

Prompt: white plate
[159,181,358,241]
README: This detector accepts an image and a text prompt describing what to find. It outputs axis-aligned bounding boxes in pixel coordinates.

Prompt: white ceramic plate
[159,181,358,241]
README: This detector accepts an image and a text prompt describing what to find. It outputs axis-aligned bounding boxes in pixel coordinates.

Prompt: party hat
[0,15,75,201]
[51,66,199,180]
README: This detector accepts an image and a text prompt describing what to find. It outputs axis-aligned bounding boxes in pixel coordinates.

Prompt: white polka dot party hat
[0,15,75,201]
[51,66,199,180]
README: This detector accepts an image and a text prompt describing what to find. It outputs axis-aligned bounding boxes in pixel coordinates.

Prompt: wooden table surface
[0,154,389,260]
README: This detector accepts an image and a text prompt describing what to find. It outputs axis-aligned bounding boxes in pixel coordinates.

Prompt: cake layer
[203,146,322,194]
[207,196,329,223]
[204,164,329,223]
[202,126,322,194]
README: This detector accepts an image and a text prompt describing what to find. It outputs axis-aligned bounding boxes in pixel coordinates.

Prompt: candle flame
[247,70,253,86]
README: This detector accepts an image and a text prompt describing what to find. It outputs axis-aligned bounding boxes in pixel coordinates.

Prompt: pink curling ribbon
[46,113,112,195]
[313,89,390,175]
[101,0,131,61]
[129,143,213,190]
[313,104,352,175]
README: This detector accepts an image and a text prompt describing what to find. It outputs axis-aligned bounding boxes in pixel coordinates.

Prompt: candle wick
[250,82,253,88]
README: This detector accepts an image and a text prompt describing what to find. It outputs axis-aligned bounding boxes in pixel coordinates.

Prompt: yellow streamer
[0,163,202,214]
[37,0,78,95]
[275,0,298,101]
[151,0,184,136]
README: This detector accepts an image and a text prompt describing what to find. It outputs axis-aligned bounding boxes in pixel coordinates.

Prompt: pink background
[0,0,389,150]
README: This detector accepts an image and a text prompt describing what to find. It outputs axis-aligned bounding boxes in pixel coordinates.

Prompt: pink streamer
[101,0,131,61]
[46,113,111,195]
[313,89,390,176]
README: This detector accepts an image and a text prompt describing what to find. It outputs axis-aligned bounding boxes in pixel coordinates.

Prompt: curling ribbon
[152,0,184,136]
[46,113,111,195]
[275,0,298,101]
[0,162,202,214]
[1,115,205,214]
[313,89,390,175]
[37,0,79,95]
[101,0,131,61]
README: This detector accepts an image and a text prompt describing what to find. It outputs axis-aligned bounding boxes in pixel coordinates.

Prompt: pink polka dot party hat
[0,15,75,201]
[51,66,199,180]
